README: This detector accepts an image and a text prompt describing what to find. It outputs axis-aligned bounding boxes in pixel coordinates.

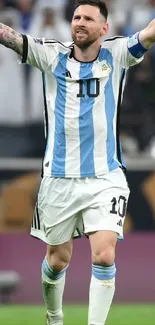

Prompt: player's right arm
[0,23,57,71]
[0,23,23,56]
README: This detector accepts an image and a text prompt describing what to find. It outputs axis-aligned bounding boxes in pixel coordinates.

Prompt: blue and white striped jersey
[22,34,143,178]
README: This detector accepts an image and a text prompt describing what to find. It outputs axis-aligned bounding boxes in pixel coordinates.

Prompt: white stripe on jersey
[43,55,60,175]
[43,73,57,175]
[92,74,108,174]
[112,56,122,163]
[65,59,81,176]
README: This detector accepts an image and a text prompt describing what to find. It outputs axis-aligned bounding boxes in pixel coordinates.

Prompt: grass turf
[0,305,155,325]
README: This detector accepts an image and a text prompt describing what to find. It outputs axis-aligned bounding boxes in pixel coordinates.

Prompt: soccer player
[0,0,154,324]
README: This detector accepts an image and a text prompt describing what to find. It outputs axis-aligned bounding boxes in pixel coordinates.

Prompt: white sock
[42,259,66,325]
[88,274,115,325]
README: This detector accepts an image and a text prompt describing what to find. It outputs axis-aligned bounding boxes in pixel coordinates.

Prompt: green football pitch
[0,305,155,325]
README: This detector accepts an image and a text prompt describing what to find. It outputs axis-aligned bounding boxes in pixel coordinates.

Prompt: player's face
[71,5,108,49]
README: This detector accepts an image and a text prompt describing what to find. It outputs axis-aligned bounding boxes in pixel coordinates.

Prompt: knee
[92,247,115,266]
[47,248,72,272]
[47,254,69,272]
[45,241,73,272]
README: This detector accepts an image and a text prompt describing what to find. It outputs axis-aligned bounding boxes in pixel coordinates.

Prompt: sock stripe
[42,258,68,280]
[92,263,116,280]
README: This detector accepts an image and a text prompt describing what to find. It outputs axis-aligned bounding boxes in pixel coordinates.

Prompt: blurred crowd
[0,0,155,158]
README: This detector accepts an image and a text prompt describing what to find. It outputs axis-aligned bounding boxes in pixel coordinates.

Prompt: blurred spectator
[0,0,5,9]
[32,0,71,40]
[2,0,16,8]
[15,0,36,33]
[119,0,155,155]
[0,8,28,157]
[0,7,45,158]
[121,48,155,155]
[103,0,127,37]
[65,0,75,23]
[120,0,155,36]
[15,0,37,104]
[28,1,71,128]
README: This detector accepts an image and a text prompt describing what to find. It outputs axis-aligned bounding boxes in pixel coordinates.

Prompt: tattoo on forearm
[0,23,23,55]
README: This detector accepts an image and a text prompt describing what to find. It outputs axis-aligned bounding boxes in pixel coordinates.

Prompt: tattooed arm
[0,23,23,55]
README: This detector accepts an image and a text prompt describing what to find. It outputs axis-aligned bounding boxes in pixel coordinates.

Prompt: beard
[72,32,96,50]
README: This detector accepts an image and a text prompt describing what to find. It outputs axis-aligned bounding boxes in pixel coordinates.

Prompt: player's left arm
[139,19,155,50]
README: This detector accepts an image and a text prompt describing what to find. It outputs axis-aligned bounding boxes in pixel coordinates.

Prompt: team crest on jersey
[101,61,112,73]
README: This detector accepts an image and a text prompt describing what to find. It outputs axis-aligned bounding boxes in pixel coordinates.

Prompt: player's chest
[52,59,113,99]
[53,58,112,80]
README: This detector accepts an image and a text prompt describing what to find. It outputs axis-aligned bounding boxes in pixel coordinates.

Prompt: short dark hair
[75,0,108,20]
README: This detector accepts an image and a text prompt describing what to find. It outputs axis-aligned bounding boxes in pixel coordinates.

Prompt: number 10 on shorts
[110,195,127,219]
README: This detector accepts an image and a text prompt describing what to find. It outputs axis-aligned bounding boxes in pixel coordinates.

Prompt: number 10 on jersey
[77,78,100,98]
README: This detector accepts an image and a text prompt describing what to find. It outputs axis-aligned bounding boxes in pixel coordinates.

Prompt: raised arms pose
[1,18,155,59]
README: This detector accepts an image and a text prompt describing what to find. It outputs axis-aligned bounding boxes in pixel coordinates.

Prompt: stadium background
[0,0,155,324]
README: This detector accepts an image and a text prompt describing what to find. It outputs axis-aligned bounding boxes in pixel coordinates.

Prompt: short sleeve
[109,36,144,69]
[19,35,58,71]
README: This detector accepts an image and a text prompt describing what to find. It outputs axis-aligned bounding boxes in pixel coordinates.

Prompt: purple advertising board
[0,232,155,304]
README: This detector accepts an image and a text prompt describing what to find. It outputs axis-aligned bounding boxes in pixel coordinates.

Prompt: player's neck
[73,42,101,62]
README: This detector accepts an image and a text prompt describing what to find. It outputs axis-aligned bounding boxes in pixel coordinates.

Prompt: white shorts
[31,168,130,245]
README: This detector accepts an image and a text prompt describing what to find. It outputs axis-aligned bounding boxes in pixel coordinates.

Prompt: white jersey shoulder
[102,35,124,45]
[25,35,74,71]
[43,38,74,50]
[101,35,143,68]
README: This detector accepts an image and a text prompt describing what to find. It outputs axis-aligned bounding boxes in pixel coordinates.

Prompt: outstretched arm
[140,19,155,49]
[0,23,23,55]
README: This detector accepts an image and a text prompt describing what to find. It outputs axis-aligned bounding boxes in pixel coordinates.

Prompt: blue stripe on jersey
[99,49,118,171]
[52,53,67,176]
[79,63,95,177]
